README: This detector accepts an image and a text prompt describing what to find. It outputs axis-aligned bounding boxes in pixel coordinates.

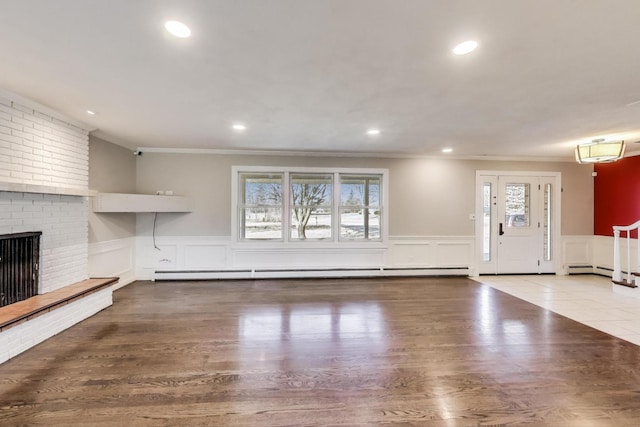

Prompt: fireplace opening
[0,232,42,307]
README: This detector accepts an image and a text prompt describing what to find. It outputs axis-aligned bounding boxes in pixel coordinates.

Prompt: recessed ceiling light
[232,124,247,131]
[86,110,97,116]
[453,40,478,55]
[165,20,191,38]
[367,129,381,136]
[442,147,453,153]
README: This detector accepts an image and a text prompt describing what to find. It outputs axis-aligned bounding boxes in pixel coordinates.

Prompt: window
[339,175,381,240]
[234,167,387,243]
[482,182,492,262]
[290,174,333,240]
[543,183,552,261]
[238,173,283,239]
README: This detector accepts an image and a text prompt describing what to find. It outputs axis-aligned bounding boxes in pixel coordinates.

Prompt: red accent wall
[594,155,640,237]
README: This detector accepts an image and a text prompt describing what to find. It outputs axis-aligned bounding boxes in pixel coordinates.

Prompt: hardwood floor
[2,277,640,426]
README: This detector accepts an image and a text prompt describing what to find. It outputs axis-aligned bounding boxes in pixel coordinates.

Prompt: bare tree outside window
[290,174,332,239]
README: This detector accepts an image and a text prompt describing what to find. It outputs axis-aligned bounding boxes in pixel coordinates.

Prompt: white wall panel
[232,247,386,269]
[89,237,135,289]
[389,242,435,267]
[561,235,593,274]
[593,235,637,272]
[184,244,227,269]
[389,237,473,270]
[435,241,473,267]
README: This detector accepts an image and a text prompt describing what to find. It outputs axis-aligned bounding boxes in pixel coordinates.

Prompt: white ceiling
[1,0,640,160]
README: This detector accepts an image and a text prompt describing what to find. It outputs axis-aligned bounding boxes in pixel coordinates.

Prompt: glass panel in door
[504,183,530,228]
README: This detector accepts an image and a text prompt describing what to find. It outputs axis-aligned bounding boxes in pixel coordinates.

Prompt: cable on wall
[153,212,160,250]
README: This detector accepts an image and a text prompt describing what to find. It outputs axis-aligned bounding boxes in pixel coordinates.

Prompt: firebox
[0,231,41,307]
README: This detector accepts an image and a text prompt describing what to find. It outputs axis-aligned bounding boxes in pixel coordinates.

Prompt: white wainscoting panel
[132,234,601,280]
[561,235,593,274]
[136,236,231,280]
[137,235,475,280]
[389,241,435,267]
[232,246,386,269]
[593,234,637,275]
[435,241,473,267]
[388,236,474,270]
[184,244,227,269]
[89,237,136,289]
[592,235,615,272]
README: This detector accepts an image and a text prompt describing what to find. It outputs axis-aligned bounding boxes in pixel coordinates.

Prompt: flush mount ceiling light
[232,123,247,131]
[164,20,191,38]
[367,129,381,136]
[442,147,453,153]
[453,40,478,55]
[86,110,97,116]
[575,139,625,164]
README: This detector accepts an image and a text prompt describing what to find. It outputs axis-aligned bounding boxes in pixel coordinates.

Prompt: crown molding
[135,146,578,163]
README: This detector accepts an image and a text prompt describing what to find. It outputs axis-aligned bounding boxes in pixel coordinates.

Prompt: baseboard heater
[567,265,616,277]
[154,266,470,281]
[593,265,614,278]
[566,264,595,274]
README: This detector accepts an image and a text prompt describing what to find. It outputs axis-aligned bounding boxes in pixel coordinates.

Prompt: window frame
[231,166,389,245]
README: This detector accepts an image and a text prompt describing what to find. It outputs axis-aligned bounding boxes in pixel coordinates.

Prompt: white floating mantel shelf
[92,193,192,213]
[0,180,95,197]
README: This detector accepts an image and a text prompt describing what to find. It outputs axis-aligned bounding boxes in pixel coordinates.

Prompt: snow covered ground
[245,212,380,239]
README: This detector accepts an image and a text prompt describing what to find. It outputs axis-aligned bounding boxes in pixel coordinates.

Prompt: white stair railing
[612,220,640,286]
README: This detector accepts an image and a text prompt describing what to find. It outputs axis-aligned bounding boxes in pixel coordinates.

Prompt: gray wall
[88,136,137,243]
[135,152,594,237]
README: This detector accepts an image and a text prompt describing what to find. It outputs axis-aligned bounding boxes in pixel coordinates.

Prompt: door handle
[499,222,504,236]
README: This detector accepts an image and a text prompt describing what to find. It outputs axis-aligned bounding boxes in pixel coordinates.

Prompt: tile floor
[474,274,640,346]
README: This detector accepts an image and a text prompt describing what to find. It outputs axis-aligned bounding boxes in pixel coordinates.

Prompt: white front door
[476,172,559,275]
[497,176,540,273]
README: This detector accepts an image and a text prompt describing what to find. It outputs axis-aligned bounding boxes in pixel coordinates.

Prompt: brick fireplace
[0,89,109,364]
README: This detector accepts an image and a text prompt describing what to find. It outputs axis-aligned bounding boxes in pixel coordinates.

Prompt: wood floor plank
[2,277,640,426]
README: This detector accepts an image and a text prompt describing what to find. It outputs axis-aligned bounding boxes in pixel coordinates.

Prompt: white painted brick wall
[0,288,112,364]
[0,191,89,292]
[0,97,88,189]
[0,93,90,292]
